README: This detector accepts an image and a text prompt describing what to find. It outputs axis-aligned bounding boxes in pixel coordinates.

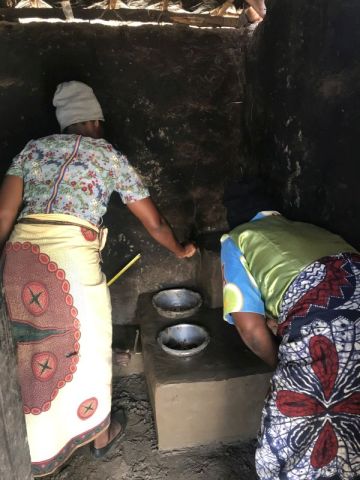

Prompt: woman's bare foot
[113,349,131,367]
[246,0,266,18]
[93,419,122,449]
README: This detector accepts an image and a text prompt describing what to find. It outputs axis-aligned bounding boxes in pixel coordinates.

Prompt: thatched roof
[0,0,262,29]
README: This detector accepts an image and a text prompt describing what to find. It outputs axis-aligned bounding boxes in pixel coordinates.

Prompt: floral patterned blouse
[7,134,150,226]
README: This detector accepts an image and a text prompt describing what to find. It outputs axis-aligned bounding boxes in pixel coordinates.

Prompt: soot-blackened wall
[245,0,360,249]
[0,23,247,323]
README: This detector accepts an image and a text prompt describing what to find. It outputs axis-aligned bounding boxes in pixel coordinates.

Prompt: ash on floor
[47,375,257,480]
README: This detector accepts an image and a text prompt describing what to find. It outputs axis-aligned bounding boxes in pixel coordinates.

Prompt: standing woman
[0,81,196,477]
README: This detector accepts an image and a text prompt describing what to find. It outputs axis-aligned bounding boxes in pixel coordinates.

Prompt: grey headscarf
[53,81,104,131]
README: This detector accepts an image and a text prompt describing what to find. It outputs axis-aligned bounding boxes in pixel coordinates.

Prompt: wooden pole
[0,271,33,480]
[0,6,244,28]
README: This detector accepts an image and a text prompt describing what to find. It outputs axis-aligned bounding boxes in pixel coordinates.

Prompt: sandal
[90,409,127,458]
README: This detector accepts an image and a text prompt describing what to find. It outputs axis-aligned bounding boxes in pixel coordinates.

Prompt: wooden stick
[133,328,140,354]
[210,0,234,17]
[107,253,141,287]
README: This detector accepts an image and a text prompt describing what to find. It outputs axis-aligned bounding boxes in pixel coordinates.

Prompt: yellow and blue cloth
[221,211,279,323]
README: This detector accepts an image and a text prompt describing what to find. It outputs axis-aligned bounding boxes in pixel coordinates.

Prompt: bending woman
[0,81,196,477]
[221,179,360,480]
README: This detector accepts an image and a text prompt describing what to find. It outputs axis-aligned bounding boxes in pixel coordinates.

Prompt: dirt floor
[47,374,258,480]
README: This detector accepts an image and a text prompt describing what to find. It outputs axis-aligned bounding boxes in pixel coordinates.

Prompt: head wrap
[223,177,278,229]
[53,81,104,131]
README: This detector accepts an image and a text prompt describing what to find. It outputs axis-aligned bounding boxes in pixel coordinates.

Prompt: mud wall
[0,23,247,323]
[245,0,360,249]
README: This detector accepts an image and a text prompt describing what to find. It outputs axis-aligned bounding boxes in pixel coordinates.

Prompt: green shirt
[229,215,357,318]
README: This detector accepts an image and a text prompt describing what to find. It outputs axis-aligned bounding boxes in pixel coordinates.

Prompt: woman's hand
[266,317,278,336]
[175,242,197,259]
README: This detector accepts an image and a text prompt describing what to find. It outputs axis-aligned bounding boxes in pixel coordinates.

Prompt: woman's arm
[0,175,23,249]
[232,311,278,369]
[126,197,196,258]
